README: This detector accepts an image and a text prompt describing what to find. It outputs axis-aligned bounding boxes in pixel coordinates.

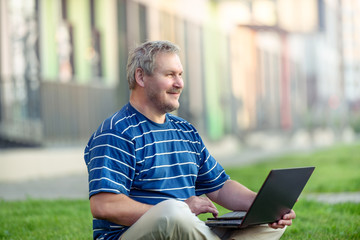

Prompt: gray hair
[127,40,180,89]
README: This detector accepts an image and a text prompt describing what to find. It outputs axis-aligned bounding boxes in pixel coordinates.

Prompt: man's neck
[129,95,166,124]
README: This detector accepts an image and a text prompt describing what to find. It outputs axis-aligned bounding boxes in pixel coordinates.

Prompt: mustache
[167,88,182,94]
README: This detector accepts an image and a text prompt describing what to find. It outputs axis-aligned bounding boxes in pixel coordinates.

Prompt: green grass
[0,199,92,239]
[202,143,360,239]
[198,200,360,240]
[0,143,359,239]
[226,143,360,193]
[283,200,360,239]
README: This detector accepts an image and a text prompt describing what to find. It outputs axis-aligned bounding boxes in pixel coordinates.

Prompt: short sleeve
[85,130,136,198]
[195,142,230,196]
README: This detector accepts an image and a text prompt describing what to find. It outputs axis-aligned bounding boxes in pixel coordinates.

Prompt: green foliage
[350,115,360,133]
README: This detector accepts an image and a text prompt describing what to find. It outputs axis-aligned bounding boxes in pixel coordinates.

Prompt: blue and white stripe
[84,103,229,240]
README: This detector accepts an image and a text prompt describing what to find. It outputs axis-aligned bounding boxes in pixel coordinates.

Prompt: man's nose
[174,75,184,89]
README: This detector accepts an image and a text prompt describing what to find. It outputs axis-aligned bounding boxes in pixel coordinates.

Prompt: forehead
[154,52,183,72]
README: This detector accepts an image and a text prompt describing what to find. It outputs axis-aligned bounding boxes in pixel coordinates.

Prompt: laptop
[205,166,315,228]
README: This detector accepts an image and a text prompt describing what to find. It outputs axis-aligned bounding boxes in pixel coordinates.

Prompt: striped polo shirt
[84,103,230,240]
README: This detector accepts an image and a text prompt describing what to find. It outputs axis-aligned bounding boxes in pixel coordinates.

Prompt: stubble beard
[147,89,181,114]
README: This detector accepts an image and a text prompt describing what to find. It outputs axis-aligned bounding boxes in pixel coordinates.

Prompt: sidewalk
[0,129,359,202]
[0,142,308,201]
[0,144,88,200]
[306,192,360,204]
[0,174,88,200]
[0,145,86,182]
[0,144,270,201]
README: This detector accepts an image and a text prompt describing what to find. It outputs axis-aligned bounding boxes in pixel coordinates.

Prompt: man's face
[143,52,184,114]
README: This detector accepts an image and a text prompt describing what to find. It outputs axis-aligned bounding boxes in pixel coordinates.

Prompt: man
[84,40,295,240]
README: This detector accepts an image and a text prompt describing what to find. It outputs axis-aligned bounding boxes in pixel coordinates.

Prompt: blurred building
[0,0,359,146]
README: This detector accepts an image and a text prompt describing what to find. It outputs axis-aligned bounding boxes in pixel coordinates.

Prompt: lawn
[0,199,93,239]
[0,143,359,239]
[225,143,360,193]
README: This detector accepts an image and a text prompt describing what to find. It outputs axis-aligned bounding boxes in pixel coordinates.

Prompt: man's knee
[121,199,219,240]
[153,199,218,239]
[154,199,196,231]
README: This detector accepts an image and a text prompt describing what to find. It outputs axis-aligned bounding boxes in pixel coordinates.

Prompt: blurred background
[0,0,360,185]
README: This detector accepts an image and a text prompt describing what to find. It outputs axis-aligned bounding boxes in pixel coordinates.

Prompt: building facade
[0,0,359,145]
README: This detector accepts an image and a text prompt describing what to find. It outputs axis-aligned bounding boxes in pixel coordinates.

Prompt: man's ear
[135,68,145,87]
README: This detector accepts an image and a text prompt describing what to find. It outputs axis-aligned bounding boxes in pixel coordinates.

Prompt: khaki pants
[120,199,286,240]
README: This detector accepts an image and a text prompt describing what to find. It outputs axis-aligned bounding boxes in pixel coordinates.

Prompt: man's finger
[268,222,285,229]
[284,209,296,219]
[199,203,218,216]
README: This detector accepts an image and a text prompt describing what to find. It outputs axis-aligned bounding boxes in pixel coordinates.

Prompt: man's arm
[206,179,256,211]
[90,192,152,226]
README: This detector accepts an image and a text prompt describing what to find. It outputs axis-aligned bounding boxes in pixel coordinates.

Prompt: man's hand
[185,196,219,217]
[268,209,296,229]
